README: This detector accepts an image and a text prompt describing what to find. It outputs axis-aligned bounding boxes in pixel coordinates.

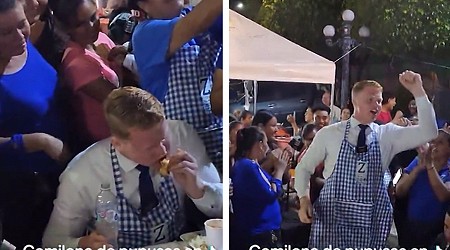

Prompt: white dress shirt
[295,96,438,198]
[42,120,222,247]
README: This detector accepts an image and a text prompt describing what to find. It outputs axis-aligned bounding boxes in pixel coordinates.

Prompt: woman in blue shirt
[396,129,450,248]
[231,126,290,250]
[0,0,69,247]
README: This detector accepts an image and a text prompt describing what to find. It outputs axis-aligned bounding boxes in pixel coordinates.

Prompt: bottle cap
[100,183,110,190]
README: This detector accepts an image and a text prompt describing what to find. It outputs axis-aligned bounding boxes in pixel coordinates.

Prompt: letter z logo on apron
[356,161,368,184]
[151,223,168,244]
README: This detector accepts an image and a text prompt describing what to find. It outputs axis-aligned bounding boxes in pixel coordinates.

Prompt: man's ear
[111,135,123,150]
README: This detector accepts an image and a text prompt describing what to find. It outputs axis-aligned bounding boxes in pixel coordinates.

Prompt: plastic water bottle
[95,183,119,249]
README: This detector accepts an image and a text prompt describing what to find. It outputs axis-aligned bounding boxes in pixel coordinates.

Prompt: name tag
[356,161,368,183]
[199,76,212,113]
[150,223,169,245]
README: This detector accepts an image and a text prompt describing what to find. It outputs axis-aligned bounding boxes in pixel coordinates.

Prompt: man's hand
[78,231,110,250]
[169,150,205,199]
[298,196,313,224]
[391,110,411,127]
[399,70,426,97]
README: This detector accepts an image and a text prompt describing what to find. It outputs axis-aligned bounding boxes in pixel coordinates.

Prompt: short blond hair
[352,80,383,97]
[104,87,165,139]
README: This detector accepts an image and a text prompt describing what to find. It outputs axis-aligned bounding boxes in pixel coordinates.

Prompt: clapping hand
[274,148,292,172]
[416,143,432,171]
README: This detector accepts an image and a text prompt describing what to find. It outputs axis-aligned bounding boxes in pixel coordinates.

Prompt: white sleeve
[169,120,222,216]
[190,181,223,217]
[42,170,91,247]
[384,96,438,155]
[295,128,328,198]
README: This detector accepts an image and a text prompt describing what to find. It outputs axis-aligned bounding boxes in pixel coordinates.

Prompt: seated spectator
[0,0,69,247]
[231,126,290,250]
[43,87,222,248]
[53,0,123,152]
[396,129,450,248]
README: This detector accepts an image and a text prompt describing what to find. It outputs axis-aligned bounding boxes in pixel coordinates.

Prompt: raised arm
[168,0,222,57]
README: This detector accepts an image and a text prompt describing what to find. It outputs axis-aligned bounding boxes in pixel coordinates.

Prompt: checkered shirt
[110,145,183,248]
[309,120,393,249]
[163,8,223,171]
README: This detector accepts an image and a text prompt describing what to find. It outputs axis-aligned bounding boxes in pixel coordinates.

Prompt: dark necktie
[357,124,369,153]
[136,165,159,214]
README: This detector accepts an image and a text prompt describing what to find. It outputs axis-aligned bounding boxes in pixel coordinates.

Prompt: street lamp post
[323,9,370,108]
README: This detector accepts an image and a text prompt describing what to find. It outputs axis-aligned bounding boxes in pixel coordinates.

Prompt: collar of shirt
[349,116,375,135]
[115,148,158,177]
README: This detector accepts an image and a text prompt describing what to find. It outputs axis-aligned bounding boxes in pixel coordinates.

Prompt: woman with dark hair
[231,126,290,250]
[19,0,65,69]
[128,0,223,172]
[53,0,123,152]
[0,0,69,247]
[252,110,292,183]
[252,110,278,149]
[229,121,244,167]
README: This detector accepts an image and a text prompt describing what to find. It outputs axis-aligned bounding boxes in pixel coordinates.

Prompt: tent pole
[331,83,336,110]
[244,80,250,111]
[253,80,258,114]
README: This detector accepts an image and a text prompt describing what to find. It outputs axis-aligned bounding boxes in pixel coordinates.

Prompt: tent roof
[229,10,336,84]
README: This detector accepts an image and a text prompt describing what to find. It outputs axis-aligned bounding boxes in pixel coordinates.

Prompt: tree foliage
[257,0,450,60]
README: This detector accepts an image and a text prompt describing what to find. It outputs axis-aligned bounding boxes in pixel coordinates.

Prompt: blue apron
[109,145,184,248]
[164,8,223,172]
[309,120,392,248]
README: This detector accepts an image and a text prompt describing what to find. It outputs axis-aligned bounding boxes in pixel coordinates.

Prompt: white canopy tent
[229,10,337,111]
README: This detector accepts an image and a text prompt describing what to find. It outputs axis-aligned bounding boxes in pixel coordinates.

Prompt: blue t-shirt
[405,157,450,222]
[0,41,65,173]
[132,7,221,102]
[231,158,282,236]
